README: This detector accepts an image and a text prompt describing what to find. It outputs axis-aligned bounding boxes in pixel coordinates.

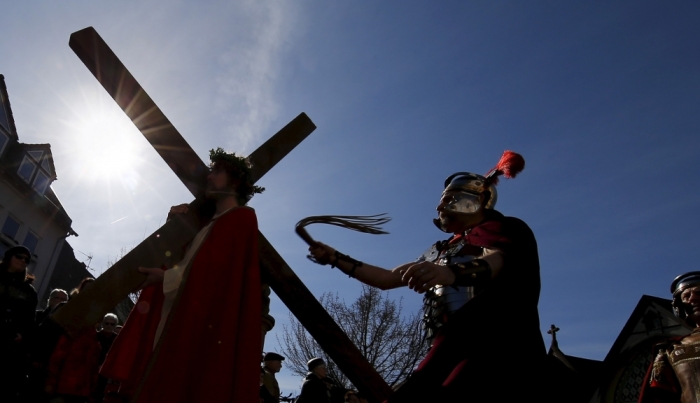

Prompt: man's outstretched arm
[309,242,406,290]
[310,243,504,293]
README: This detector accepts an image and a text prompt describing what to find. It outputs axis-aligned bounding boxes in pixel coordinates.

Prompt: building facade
[0,74,80,300]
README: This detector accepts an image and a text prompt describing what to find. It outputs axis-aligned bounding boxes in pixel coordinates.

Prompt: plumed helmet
[443,172,498,210]
[434,151,525,232]
[442,150,525,210]
[671,271,700,322]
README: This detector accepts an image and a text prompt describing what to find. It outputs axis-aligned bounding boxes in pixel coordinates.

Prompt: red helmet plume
[485,150,525,186]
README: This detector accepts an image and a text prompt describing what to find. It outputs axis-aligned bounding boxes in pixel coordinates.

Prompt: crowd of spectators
[0,245,121,403]
[4,245,379,403]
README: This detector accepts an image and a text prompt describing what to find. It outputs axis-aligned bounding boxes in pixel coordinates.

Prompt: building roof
[0,74,76,236]
[584,295,692,402]
[544,296,692,402]
[603,295,689,362]
[0,74,19,140]
[545,324,604,402]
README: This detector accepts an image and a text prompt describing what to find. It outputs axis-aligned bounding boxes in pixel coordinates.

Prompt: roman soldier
[639,272,700,403]
[308,151,546,402]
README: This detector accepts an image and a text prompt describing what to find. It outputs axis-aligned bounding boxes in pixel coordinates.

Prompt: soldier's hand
[308,242,337,266]
[137,267,165,290]
[402,261,456,294]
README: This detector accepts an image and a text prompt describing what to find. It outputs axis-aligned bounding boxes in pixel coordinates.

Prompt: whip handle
[295,225,317,246]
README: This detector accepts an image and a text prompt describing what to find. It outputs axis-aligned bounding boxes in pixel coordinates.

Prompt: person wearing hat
[0,245,38,402]
[296,358,330,403]
[639,272,700,403]
[261,352,284,402]
[308,151,546,402]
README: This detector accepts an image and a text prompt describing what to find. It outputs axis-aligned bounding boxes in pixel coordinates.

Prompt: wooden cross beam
[51,27,392,402]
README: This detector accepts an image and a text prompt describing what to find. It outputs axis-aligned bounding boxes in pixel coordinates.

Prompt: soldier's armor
[418,238,483,340]
[657,339,700,403]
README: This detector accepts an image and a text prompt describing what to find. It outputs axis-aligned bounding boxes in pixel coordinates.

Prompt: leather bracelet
[448,258,491,287]
[330,251,363,278]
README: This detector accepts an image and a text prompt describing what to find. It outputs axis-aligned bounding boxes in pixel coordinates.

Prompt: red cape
[101,207,262,402]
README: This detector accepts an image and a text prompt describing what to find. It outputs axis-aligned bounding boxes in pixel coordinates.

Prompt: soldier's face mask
[439,190,482,214]
[434,190,485,233]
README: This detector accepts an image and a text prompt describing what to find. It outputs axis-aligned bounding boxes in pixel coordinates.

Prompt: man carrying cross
[100,148,264,402]
[62,26,392,402]
[308,151,547,402]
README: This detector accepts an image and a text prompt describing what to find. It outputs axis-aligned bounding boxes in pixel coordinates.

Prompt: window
[18,151,53,194]
[32,171,50,195]
[41,157,51,173]
[17,156,37,183]
[28,150,43,160]
[23,231,39,254]
[1,215,20,240]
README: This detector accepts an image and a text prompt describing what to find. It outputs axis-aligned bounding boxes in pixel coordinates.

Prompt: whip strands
[295,214,391,245]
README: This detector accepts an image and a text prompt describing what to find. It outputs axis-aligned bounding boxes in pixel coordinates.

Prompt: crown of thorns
[209,147,265,203]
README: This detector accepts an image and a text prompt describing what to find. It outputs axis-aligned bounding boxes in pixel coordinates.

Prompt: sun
[64,99,145,181]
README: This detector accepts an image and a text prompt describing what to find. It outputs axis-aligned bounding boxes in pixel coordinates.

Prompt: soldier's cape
[100,207,262,403]
[389,210,546,402]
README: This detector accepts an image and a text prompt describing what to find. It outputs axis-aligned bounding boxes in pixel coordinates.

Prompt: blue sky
[2,1,700,394]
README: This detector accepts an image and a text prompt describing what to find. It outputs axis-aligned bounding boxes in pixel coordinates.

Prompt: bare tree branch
[277,285,429,389]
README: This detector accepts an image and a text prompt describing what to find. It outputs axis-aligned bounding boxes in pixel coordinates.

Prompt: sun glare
[65,104,144,181]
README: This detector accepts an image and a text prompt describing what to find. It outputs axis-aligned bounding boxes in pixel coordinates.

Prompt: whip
[295,214,391,246]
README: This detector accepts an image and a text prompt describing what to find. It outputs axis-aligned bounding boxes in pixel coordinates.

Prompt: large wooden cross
[50,27,392,402]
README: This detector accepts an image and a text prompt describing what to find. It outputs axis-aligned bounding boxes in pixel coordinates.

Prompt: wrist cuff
[332,251,363,278]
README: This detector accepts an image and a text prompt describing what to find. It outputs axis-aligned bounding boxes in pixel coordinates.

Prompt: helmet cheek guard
[672,296,686,321]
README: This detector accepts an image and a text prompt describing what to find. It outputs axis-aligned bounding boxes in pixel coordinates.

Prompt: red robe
[45,329,101,398]
[100,206,262,402]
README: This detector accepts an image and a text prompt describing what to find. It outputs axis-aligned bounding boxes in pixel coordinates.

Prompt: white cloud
[213,1,297,153]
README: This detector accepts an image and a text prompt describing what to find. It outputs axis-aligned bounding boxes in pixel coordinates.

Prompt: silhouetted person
[261,352,284,402]
[36,288,68,325]
[0,246,37,402]
[297,358,330,403]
